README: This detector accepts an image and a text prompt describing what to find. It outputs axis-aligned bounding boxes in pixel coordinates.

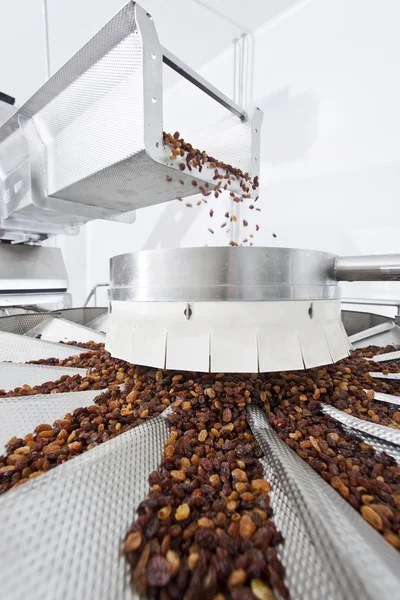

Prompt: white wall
[0,0,47,103]
[1,0,400,310]
[252,0,400,304]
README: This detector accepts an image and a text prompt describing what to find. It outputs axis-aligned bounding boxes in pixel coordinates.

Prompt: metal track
[371,350,400,363]
[24,317,105,344]
[0,362,87,392]
[0,414,170,600]
[0,388,105,451]
[370,371,400,381]
[320,403,400,456]
[248,406,400,600]
[370,390,400,406]
[0,332,84,362]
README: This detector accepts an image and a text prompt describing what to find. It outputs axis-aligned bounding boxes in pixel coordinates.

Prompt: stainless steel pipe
[334,255,400,281]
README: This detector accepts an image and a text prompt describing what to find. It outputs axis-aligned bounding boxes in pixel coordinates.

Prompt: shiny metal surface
[249,406,400,600]
[0,388,103,452]
[0,313,55,335]
[349,321,395,344]
[371,350,400,362]
[110,247,339,301]
[335,255,400,281]
[0,315,398,598]
[24,317,105,344]
[0,332,82,362]
[0,414,171,600]
[351,324,400,349]
[368,391,400,407]
[370,372,400,381]
[0,245,68,291]
[51,307,107,326]
[0,2,260,242]
[0,362,87,394]
[341,309,393,337]
[0,292,71,309]
[342,298,400,319]
[321,404,400,450]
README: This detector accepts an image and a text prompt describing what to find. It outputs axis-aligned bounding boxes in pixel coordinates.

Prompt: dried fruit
[146,556,172,587]
[166,550,180,575]
[175,504,190,521]
[362,504,383,531]
[251,579,275,600]
[198,430,208,443]
[228,569,247,589]
[251,480,271,492]
[125,531,142,553]
[158,506,172,520]
[239,515,256,538]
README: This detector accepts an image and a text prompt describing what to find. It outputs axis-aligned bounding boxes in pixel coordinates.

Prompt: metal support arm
[335,255,400,281]
[162,47,247,121]
[84,283,109,307]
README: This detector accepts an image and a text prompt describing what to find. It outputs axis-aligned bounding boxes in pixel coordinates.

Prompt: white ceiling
[193,0,302,33]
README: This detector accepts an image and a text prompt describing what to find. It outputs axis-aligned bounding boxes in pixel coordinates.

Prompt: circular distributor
[107,247,350,373]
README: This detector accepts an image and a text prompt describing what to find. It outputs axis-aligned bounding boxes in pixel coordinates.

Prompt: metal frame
[0,292,72,309]
[84,283,109,307]
[109,247,339,302]
[162,48,246,120]
[0,1,260,243]
[342,298,400,317]
[335,255,400,281]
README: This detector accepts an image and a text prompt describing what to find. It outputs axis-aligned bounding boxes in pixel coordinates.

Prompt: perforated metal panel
[248,406,400,600]
[371,372,400,381]
[321,403,400,451]
[351,325,400,349]
[372,391,400,407]
[24,317,105,344]
[0,313,54,335]
[0,332,83,362]
[0,314,399,600]
[0,362,87,392]
[341,310,391,337]
[0,414,170,600]
[259,456,337,600]
[372,350,400,362]
[87,312,108,333]
[0,1,260,243]
[54,307,107,326]
[0,389,104,451]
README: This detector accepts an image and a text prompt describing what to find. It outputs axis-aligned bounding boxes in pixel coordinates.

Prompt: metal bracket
[84,283,109,307]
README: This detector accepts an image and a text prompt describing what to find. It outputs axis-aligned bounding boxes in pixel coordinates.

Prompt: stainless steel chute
[107,247,400,373]
[0,1,260,243]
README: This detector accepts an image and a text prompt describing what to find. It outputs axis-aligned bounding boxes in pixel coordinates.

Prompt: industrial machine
[0,3,400,600]
[0,0,399,366]
[107,247,400,372]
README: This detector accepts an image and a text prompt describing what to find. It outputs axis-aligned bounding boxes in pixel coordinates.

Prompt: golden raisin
[228,569,247,589]
[361,505,383,530]
[251,479,271,492]
[125,531,142,553]
[158,506,172,520]
[175,504,190,521]
[198,430,208,443]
